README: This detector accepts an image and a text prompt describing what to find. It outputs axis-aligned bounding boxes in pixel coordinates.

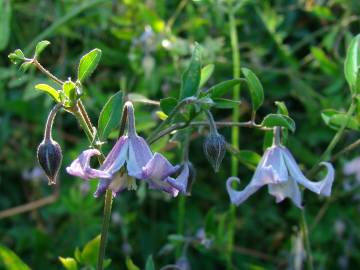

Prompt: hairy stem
[44,104,62,140]
[31,59,64,85]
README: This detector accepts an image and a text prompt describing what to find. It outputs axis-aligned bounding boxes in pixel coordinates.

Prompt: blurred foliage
[1,0,360,269]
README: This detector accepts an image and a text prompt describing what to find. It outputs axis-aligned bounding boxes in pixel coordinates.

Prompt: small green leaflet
[77,48,102,82]
[160,97,177,115]
[261,114,296,132]
[35,84,61,102]
[321,109,359,131]
[35,40,51,58]
[199,64,215,88]
[0,244,31,270]
[241,68,264,112]
[344,34,360,93]
[180,44,201,99]
[59,257,78,270]
[204,79,242,98]
[98,91,123,140]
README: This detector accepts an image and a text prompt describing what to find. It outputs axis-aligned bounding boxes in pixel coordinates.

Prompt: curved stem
[205,110,218,134]
[44,104,62,140]
[97,189,113,270]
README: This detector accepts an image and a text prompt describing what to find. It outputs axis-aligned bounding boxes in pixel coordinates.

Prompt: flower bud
[203,132,226,172]
[37,138,62,185]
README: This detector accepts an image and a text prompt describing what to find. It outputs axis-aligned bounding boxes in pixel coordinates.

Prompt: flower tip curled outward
[37,138,63,185]
[203,132,226,172]
[226,144,336,208]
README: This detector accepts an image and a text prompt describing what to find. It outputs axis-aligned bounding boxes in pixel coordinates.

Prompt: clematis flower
[66,101,180,197]
[226,138,335,208]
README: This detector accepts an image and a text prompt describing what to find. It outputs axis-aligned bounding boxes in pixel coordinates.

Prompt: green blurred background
[1,0,360,269]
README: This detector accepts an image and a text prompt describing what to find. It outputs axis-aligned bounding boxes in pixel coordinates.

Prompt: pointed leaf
[180,44,201,99]
[59,257,78,270]
[78,48,102,82]
[213,98,241,109]
[81,235,100,267]
[205,79,242,98]
[126,257,140,270]
[35,84,61,102]
[35,40,51,58]
[199,64,215,88]
[344,34,360,93]
[0,244,31,270]
[261,114,296,132]
[63,80,77,101]
[242,68,264,111]
[274,101,289,116]
[98,91,123,140]
[145,255,155,270]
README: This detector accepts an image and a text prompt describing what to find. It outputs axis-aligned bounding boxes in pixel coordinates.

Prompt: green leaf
[321,109,359,131]
[8,49,25,65]
[199,64,215,88]
[213,98,241,109]
[98,91,123,140]
[310,46,338,75]
[77,48,102,82]
[160,97,177,115]
[180,44,201,99]
[63,80,77,101]
[35,83,61,102]
[127,93,158,105]
[35,40,51,58]
[0,0,11,51]
[344,34,360,93]
[126,257,140,270]
[145,255,155,270]
[59,257,78,270]
[19,62,32,73]
[241,68,264,111]
[81,235,100,267]
[274,101,288,116]
[0,244,31,270]
[261,114,296,132]
[205,79,241,98]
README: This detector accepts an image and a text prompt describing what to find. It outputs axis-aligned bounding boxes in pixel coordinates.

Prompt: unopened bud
[37,138,62,185]
[37,104,62,185]
[203,132,226,172]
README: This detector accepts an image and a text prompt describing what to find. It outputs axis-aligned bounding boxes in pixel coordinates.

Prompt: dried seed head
[37,138,62,185]
[203,132,226,172]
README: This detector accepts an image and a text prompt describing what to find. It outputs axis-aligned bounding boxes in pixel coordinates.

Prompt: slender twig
[166,0,189,29]
[31,59,64,85]
[331,138,360,162]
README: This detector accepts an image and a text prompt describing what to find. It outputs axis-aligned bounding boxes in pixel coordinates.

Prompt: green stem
[301,209,314,270]
[97,189,113,270]
[227,4,241,269]
[146,97,196,143]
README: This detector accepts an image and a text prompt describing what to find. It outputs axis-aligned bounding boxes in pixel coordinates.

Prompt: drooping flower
[226,140,335,208]
[66,101,181,197]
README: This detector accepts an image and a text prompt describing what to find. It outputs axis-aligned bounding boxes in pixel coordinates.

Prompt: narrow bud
[203,133,226,172]
[203,110,226,172]
[37,104,63,185]
[37,138,62,185]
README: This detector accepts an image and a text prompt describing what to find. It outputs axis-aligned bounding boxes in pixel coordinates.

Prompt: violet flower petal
[283,148,334,196]
[101,135,129,174]
[167,163,189,195]
[268,177,302,208]
[127,135,153,178]
[66,149,112,180]
[226,177,262,205]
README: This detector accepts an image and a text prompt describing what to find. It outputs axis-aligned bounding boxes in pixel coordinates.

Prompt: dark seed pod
[37,138,62,185]
[203,132,226,172]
